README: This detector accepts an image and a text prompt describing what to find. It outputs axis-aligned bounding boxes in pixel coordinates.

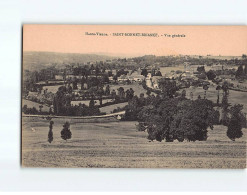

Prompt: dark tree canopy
[227,104,244,141]
[206,70,216,80]
[61,122,72,141]
[158,79,178,98]
[137,98,215,142]
[48,121,54,143]
[197,66,205,73]
[235,65,245,78]
[141,69,148,77]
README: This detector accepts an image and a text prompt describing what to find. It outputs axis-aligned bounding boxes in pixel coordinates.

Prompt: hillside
[22,51,117,71]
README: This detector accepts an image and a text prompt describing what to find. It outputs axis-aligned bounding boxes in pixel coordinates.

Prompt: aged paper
[22,25,247,168]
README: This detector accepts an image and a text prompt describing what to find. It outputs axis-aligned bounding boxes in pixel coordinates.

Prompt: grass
[22,119,246,168]
[22,99,50,112]
[179,85,247,113]
[109,82,147,97]
[99,102,128,114]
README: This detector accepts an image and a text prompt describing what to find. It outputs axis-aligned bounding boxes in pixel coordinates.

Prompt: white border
[0,0,246,192]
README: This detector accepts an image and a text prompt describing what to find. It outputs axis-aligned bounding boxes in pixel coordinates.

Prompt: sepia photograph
[21,25,247,168]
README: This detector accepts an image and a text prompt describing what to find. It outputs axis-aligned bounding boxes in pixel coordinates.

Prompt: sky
[23,25,247,57]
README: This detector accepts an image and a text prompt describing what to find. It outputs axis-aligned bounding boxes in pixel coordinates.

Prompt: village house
[55,74,63,80]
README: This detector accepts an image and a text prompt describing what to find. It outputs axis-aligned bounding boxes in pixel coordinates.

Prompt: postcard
[22,25,247,168]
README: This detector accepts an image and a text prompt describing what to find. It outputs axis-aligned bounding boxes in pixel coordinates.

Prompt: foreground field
[22,119,246,168]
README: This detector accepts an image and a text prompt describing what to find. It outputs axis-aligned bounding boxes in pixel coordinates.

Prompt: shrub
[61,122,72,141]
[227,105,244,141]
[48,121,54,143]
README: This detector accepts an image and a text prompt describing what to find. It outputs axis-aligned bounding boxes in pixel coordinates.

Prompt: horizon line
[23,51,243,58]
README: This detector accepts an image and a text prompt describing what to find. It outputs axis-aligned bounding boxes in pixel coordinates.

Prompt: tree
[197,73,207,80]
[39,105,43,113]
[97,86,104,106]
[89,99,95,108]
[136,122,146,131]
[72,79,78,90]
[146,89,151,96]
[105,85,110,96]
[197,66,205,73]
[139,93,145,107]
[129,88,134,99]
[141,68,148,77]
[159,79,178,98]
[203,85,209,99]
[212,109,220,125]
[171,99,214,141]
[108,71,113,77]
[155,71,162,76]
[181,89,186,99]
[227,105,243,141]
[216,85,221,105]
[102,75,109,83]
[221,93,230,126]
[222,81,229,96]
[53,86,71,115]
[95,65,100,78]
[113,75,118,83]
[48,121,54,143]
[49,107,53,114]
[61,122,72,141]
[235,65,244,78]
[137,98,215,142]
[88,77,100,88]
[206,70,216,80]
[117,87,125,99]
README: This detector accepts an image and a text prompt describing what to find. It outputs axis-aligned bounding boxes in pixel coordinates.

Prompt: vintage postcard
[22,25,247,168]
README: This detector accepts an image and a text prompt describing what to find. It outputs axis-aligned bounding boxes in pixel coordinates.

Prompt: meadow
[179,84,247,113]
[22,119,246,168]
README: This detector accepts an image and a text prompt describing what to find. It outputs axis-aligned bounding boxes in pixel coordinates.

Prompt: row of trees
[52,84,137,116]
[197,64,247,81]
[235,64,247,79]
[137,98,217,142]
[141,68,162,77]
[126,81,245,141]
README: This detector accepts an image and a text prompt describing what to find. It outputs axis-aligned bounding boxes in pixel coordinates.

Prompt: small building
[118,75,129,82]
[133,75,145,82]
[55,75,63,80]
[109,76,114,81]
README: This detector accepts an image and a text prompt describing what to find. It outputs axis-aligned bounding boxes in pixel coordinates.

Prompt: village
[22,55,247,118]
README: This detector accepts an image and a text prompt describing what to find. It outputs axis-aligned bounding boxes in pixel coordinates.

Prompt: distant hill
[22,51,117,71]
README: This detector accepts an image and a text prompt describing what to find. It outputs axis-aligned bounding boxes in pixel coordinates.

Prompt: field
[179,84,247,113]
[22,99,50,112]
[22,119,246,168]
[109,82,148,97]
[99,102,128,114]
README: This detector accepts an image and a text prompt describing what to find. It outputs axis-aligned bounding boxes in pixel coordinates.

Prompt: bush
[48,121,54,143]
[22,105,39,115]
[61,122,72,141]
[212,110,220,125]
[136,122,146,131]
[206,70,216,80]
[227,105,244,141]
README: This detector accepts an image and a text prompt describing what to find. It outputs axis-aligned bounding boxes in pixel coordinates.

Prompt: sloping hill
[22,51,116,71]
